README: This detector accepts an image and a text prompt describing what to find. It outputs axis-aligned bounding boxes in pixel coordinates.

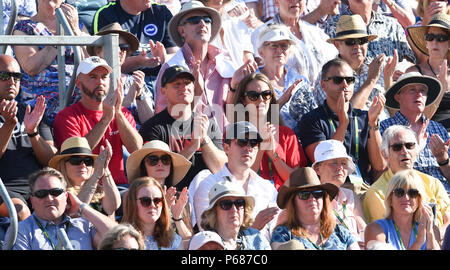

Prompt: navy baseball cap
[223,121,263,142]
[161,65,195,87]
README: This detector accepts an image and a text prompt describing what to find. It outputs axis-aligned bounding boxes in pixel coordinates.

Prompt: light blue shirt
[145,233,182,250]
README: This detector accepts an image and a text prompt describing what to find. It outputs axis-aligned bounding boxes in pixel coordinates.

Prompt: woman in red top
[228,73,307,190]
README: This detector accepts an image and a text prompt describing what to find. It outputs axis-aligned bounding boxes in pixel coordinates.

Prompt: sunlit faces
[395,83,428,114]
[136,185,163,224]
[321,64,355,103]
[144,151,171,184]
[385,130,417,174]
[216,196,245,231]
[316,158,350,187]
[223,137,259,168]
[425,27,449,59]
[259,40,292,66]
[335,39,367,67]
[30,175,68,222]
[0,59,21,101]
[77,67,110,102]
[390,185,419,215]
[294,189,323,222]
[162,76,195,106]
[178,11,212,44]
[243,79,273,118]
[276,0,305,19]
[64,155,94,187]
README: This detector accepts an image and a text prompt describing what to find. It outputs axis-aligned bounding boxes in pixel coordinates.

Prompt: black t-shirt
[93,0,176,76]
[139,108,223,190]
[0,103,53,185]
[432,92,450,132]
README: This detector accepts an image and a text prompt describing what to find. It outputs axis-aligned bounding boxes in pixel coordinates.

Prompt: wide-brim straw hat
[168,1,222,47]
[276,167,339,209]
[49,137,98,169]
[385,71,442,109]
[407,13,450,62]
[126,140,191,185]
[327,15,378,43]
[88,22,140,56]
[203,180,255,213]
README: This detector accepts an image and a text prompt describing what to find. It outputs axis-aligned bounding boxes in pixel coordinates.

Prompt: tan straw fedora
[407,13,450,62]
[327,15,378,43]
[168,1,221,47]
[48,137,98,169]
[88,22,140,56]
[276,167,339,209]
[126,140,191,185]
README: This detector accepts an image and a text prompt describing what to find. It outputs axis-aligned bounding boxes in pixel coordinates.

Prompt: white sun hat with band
[203,180,255,213]
[327,14,378,43]
[49,137,98,169]
[311,139,356,173]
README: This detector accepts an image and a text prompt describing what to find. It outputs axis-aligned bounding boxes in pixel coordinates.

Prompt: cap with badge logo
[160,65,195,87]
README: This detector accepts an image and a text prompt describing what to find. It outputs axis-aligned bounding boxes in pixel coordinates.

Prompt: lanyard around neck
[392,220,418,250]
[333,202,349,230]
[306,233,325,250]
[34,216,69,250]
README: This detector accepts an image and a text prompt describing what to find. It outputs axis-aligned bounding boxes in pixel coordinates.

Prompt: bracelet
[27,132,39,138]
[438,158,449,166]
[172,216,183,222]
[78,203,88,217]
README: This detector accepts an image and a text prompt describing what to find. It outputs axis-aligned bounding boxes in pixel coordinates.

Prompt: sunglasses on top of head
[66,156,95,166]
[324,76,355,85]
[297,190,325,200]
[392,187,419,199]
[424,33,449,42]
[343,37,369,46]
[137,197,164,208]
[245,90,272,101]
[183,16,212,25]
[32,188,65,199]
[0,71,22,82]
[145,154,172,166]
[218,199,246,210]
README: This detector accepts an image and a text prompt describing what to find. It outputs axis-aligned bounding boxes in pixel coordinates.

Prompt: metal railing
[0,178,18,250]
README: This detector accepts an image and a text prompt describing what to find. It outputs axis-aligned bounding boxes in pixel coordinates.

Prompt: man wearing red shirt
[53,57,143,186]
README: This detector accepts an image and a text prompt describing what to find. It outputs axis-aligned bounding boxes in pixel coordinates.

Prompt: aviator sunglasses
[218,199,246,211]
[32,188,65,199]
[343,37,369,46]
[183,16,212,25]
[137,197,164,207]
[297,190,325,200]
[66,156,95,166]
[145,154,172,166]
[424,33,449,42]
[245,90,272,101]
[389,142,415,152]
[0,71,22,82]
[324,76,355,85]
[393,187,419,199]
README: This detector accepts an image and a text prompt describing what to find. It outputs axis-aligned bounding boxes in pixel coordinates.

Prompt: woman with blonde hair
[98,223,146,250]
[122,177,182,250]
[364,169,441,250]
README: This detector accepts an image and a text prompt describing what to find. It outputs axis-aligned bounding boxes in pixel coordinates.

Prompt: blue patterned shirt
[380,111,450,192]
[237,228,272,250]
[145,233,182,250]
[271,224,356,250]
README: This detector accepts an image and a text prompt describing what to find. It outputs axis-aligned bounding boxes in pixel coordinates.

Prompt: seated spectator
[271,167,360,250]
[53,56,143,188]
[12,0,89,126]
[364,169,441,250]
[228,73,307,190]
[194,121,279,240]
[98,223,146,250]
[200,180,271,250]
[312,140,367,244]
[139,65,226,190]
[296,58,386,185]
[88,22,154,128]
[1,0,37,34]
[48,137,121,219]
[363,125,450,231]
[251,0,338,85]
[122,176,182,250]
[256,23,316,130]
[380,72,450,192]
[188,230,225,250]
[0,55,57,221]
[3,167,117,250]
[126,139,193,239]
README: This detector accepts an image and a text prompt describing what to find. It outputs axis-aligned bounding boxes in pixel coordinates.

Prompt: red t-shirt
[259,125,307,191]
[53,102,136,185]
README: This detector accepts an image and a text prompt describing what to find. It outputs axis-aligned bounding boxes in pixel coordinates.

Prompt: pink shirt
[332,187,361,241]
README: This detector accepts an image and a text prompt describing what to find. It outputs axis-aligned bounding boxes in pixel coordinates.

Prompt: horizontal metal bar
[0,34,118,46]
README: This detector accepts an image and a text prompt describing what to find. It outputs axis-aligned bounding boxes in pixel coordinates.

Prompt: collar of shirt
[32,213,71,228]
[393,111,428,126]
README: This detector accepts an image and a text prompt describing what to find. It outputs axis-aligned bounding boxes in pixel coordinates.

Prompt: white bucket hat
[188,231,224,250]
[203,180,255,212]
[76,56,112,77]
[311,140,355,173]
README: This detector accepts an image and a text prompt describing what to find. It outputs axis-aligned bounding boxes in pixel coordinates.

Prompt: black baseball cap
[161,65,195,87]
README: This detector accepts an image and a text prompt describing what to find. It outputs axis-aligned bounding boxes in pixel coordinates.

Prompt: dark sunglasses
[137,197,164,207]
[297,190,325,200]
[145,154,172,166]
[119,43,130,52]
[324,76,355,85]
[218,199,246,211]
[66,156,95,166]
[0,71,22,82]
[343,37,369,46]
[183,16,212,25]
[390,142,415,152]
[245,90,272,101]
[393,187,419,199]
[33,188,65,199]
[235,138,260,148]
[424,33,449,42]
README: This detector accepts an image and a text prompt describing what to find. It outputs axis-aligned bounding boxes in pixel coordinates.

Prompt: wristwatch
[369,120,380,131]
[201,136,212,147]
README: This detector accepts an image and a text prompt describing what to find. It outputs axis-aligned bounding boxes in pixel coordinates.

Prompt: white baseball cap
[188,231,224,250]
[257,24,295,50]
[312,140,355,173]
[76,56,112,77]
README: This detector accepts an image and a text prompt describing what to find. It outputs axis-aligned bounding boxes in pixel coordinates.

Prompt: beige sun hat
[49,137,98,169]
[88,22,140,56]
[407,13,450,62]
[327,14,378,43]
[126,140,191,185]
[168,1,222,47]
[203,180,255,213]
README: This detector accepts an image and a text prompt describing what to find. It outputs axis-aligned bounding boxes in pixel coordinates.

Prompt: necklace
[427,59,438,77]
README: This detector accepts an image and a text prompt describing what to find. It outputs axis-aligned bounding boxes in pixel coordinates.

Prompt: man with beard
[53,56,143,186]
[0,55,57,221]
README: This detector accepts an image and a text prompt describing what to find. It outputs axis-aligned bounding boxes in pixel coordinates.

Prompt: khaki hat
[203,180,255,213]
[49,137,98,169]
[407,13,450,62]
[327,15,378,43]
[168,1,222,47]
[276,167,339,209]
[88,23,140,56]
[126,140,191,185]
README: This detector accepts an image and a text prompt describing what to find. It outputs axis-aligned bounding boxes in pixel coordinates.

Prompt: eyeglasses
[183,16,212,25]
[137,197,164,208]
[389,142,415,152]
[218,199,246,210]
[145,154,172,166]
[343,37,369,46]
[119,44,130,52]
[32,188,65,199]
[424,33,449,42]
[0,71,22,82]
[297,190,325,200]
[324,76,355,85]
[235,138,260,148]
[264,42,291,51]
[393,187,419,199]
[245,90,272,101]
[66,156,95,166]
